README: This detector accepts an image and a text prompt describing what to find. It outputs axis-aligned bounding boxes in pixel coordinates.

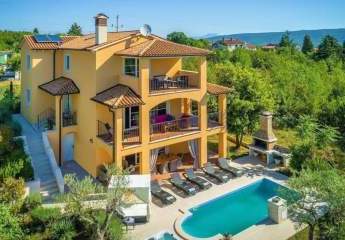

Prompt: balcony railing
[123,127,140,144]
[208,112,222,128]
[62,111,77,127]
[97,120,113,144]
[97,121,140,146]
[149,71,199,92]
[150,116,199,141]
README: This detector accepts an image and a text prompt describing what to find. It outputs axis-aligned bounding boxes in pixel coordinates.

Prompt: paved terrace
[129,156,302,240]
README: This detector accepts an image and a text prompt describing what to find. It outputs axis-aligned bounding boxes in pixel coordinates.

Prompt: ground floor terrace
[129,157,301,240]
[95,131,227,178]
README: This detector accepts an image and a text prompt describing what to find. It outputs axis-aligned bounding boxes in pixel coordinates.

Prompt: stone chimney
[253,111,277,150]
[94,13,108,45]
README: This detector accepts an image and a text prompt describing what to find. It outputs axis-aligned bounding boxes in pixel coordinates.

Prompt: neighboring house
[0,51,12,72]
[213,38,256,51]
[261,43,278,51]
[20,13,230,178]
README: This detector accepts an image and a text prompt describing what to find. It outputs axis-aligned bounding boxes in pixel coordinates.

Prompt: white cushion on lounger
[118,203,148,218]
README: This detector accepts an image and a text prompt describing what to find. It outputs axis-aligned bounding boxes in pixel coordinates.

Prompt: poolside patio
[129,157,301,240]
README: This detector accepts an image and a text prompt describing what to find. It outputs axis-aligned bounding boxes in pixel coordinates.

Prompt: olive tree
[62,165,130,240]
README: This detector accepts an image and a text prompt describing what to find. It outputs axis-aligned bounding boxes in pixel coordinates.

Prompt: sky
[0,0,344,37]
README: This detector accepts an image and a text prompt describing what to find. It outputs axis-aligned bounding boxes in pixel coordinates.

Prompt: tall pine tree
[279,31,294,48]
[67,23,82,36]
[302,34,314,54]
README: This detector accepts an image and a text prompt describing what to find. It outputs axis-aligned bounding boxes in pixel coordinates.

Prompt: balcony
[97,120,140,147]
[207,112,222,128]
[149,70,199,94]
[62,111,77,127]
[150,115,199,141]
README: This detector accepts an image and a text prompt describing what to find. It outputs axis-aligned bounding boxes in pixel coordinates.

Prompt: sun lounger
[218,158,244,177]
[183,168,212,189]
[203,162,229,183]
[170,173,197,195]
[151,180,176,205]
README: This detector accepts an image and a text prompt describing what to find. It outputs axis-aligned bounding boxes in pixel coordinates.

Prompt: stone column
[198,136,208,167]
[182,98,191,115]
[218,94,227,158]
[114,108,123,170]
[140,150,150,174]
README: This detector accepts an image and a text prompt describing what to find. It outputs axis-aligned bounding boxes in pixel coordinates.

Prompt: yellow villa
[20,13,230,180]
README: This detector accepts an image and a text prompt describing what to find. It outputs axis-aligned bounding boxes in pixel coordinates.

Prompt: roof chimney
[94,13,109,45]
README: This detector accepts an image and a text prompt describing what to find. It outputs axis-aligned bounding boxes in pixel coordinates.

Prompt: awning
[91,84,144,109]
[207,83,232,95]
[38,77,80,96]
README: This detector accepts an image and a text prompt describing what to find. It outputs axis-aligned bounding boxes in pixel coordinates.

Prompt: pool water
[181,178,285,238]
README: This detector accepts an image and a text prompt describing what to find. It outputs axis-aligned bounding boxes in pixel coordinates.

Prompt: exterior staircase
[13,114,59,202]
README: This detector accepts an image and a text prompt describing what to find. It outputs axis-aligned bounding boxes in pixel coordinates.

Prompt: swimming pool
[180,178,285,238]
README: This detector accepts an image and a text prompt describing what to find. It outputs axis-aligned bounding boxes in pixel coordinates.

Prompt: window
[64,54,71,72]
[26,54,31,70]
[150,102,167,119]
[25,89,31,106]
[124,106,139,129]
[124,58,139,77]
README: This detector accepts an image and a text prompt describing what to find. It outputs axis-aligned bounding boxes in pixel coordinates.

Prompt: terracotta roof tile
[23,31,139,50]
[115,38,210,57]
[91,84,144,109]
[23,35,78,50]
[207,83,232,95]
[38,77,80,95]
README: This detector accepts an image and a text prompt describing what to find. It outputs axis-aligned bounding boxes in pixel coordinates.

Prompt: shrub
[10,121,21,136]
[0,177,25,204]
[31,207,61,226]
[0,203,23,239]
[49,218,77,240]
[23,193,42,212]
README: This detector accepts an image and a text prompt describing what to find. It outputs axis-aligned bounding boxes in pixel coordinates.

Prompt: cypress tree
[302,34,314,54]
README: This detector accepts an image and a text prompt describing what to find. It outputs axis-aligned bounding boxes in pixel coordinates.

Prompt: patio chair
[170,173,197,195]
[218,158,244,177]
[183,168,212,190]
[203,162,229,183]
[150,180,176,205]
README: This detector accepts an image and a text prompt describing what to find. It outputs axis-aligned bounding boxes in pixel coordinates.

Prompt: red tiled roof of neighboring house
[91,84,144,109]
[114,38,211,57]
[207,83,232,95]
[261,43,278,49]
[223,38,245,46]
[23,31,139,51]
[38,77,80,96]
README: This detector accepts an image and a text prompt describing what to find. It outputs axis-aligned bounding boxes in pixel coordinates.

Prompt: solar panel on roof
[34,34,50,43]
[34,34,62,43]
[47,35,62,43]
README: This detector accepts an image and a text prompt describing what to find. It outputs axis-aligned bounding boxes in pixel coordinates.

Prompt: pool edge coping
[174,176,287,240]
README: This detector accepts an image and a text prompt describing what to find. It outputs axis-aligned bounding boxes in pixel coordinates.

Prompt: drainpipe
[109,108,116,163]
[58,95,63,167]
[53,50,56,79]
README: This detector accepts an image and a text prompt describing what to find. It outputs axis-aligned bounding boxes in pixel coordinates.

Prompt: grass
[288,227,308,240]
[207,135,249,159]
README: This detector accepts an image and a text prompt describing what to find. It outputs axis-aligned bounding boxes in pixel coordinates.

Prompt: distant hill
[205,28,345,46]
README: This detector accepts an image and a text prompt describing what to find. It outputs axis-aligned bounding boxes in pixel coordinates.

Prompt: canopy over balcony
[207,83,232,95]
[91,84,144,109]
[38,77,80,96]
